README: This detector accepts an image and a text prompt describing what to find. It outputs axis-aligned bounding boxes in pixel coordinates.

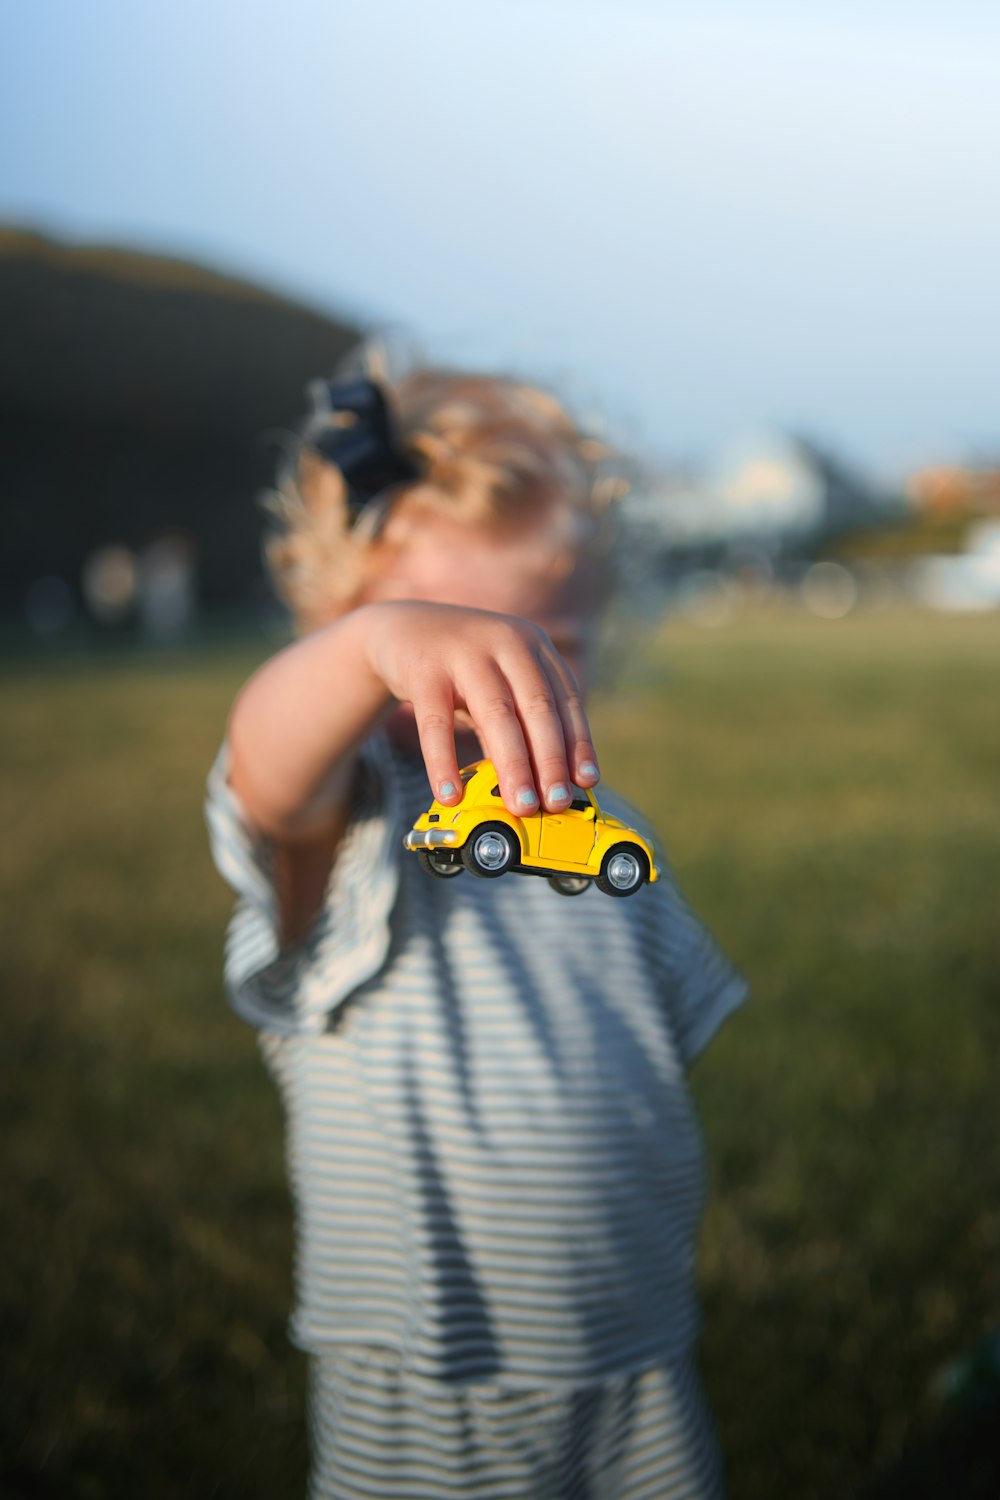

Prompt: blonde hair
[263,354,630,632]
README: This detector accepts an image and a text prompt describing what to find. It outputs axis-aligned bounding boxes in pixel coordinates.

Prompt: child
[205,351,748,1499]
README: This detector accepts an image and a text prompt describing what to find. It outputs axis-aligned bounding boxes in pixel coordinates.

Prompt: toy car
[403,759,660,897]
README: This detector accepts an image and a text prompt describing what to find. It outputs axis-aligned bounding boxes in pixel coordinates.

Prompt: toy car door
[538,792,598,867]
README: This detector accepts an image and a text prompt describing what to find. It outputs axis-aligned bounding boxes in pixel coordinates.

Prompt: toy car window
[490,784,501,798]
[459,767,477,785]
[570,797,591,811]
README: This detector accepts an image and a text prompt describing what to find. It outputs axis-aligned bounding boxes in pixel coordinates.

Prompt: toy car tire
[462,822,519,878]
[548,874,591,897]
[595,842,649,897]
[416,849,464,879]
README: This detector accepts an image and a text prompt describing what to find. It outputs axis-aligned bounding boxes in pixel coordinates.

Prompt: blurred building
[908,518,1000,613]
[905,463,1000,517]
[629,430,897,566]
[0,225,359,625]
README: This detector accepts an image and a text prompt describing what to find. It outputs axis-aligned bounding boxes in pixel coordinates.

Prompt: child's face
[360,501,601,761]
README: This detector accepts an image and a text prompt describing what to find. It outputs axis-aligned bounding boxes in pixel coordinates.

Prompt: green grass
[2,611,999,1499]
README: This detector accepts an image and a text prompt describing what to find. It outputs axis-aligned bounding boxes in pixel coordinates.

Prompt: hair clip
[310,378,421,521]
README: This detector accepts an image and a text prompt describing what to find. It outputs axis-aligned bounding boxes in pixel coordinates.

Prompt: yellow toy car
[404,759,660,898]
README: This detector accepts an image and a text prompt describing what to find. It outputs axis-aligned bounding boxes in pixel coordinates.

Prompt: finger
[540,648,600,787]
[412,679,462,805]
[499,652,574,812]
[459,663,540,818]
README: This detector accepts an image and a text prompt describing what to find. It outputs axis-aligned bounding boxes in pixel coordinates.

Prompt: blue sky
[3,0,998,475]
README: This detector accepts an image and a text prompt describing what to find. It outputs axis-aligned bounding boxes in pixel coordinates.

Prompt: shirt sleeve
[203,734,402,1036]
[643,858,749,1067]
[598,786,749,1068]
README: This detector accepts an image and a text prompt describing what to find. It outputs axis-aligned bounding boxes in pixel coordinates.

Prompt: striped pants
[306,1346,727,1500]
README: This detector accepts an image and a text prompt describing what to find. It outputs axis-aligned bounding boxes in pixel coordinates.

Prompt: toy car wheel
[416,849,463,879]
[548,874,591,897]
[462,822,518,878]
[596,842,649,898]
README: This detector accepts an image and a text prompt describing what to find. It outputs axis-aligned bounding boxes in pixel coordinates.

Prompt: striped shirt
[205,732,748,1388]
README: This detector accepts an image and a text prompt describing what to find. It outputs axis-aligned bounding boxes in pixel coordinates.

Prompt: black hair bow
[310,378,421,521]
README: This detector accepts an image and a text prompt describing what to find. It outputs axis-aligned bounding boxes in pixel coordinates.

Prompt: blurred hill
[0,225,359,617]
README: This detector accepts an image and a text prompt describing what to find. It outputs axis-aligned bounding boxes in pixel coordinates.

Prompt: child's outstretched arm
[226,601,600,943]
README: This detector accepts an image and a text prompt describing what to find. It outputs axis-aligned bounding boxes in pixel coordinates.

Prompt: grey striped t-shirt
[205,731,748,1387]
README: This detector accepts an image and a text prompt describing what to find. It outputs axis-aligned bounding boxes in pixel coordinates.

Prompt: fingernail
[579,761,599,779]
[548,784,570,803]
[516,788,539,808]
[439,781,456,798]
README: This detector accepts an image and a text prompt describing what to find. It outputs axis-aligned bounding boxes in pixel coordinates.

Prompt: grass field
[2,610,999,1499]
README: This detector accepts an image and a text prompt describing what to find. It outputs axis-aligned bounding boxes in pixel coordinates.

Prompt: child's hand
[361,601,600,815]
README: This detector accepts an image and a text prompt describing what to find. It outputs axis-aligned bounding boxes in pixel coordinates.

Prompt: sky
[2,0,999,478]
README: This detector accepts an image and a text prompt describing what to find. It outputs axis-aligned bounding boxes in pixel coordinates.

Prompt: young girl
[205,351,748,1499]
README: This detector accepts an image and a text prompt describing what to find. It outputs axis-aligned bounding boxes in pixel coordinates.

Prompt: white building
[634,431,890,556]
